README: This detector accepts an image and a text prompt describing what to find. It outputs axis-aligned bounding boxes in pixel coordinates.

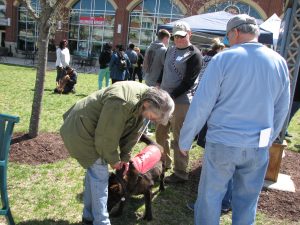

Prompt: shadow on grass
[17,220,81,225]
[44,88,55,92]
[75,94,88,97]
[109,196,146,222]
[29,87,87,97]
[0,63,36,70]
[76,192,83,203]
[294,144,300,152]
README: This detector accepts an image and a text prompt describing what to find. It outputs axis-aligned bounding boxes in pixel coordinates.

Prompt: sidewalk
[0,56,99,74]
[0,56,56,70]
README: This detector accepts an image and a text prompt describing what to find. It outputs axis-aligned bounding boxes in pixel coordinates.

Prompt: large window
[18,0,40,51]
[69,0,115,57]
[128,0,185,51]
[204,1,263,20]
[0,0,5,19]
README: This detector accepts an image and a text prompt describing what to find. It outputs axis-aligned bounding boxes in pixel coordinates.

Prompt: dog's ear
[128,161,135,171]
[128,161,139,176]
[129,161,134,168]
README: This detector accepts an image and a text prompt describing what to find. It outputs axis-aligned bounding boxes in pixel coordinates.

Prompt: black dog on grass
[107,134,165,221]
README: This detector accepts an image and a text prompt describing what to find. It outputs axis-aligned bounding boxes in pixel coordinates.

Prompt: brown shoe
[165,173,187,184]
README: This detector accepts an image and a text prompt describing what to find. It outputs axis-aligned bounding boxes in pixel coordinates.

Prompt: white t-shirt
[56,47,70,67]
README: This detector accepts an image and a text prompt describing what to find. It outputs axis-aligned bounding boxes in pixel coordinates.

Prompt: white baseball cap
[172,21,191,36]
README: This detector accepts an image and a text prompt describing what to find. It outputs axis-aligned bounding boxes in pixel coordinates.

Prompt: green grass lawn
[0,64,299,225]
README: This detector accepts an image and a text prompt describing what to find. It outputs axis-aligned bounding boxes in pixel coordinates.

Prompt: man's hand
[179,150,188,156]
[111,161,126,170]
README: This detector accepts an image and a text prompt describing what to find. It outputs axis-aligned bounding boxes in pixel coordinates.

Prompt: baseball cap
[226,14,257,34]
[172,21,191,36]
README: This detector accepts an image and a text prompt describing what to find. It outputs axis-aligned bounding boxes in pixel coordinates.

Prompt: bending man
[60,81,174,225]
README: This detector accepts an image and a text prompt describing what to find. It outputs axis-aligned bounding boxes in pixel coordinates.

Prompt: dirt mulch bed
[258,150,300,222]
[9,132,300,222]
[9,132,69,165]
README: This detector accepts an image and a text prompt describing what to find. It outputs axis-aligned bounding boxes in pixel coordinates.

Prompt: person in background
[133,47,144,83]
[125,43,138,80]
[195,37,226,152]
[197,38,225,82]
[54,66,77,94]
[98,43,112,89]
[60,81,174,225]
[179,14,290,225]
[55,39,70,86]
[156,21,203,183]
[143,29,170,87]
[143,29,171,136]
[109,44,131,84]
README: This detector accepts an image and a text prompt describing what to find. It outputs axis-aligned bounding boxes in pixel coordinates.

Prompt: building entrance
[0,30,5,47]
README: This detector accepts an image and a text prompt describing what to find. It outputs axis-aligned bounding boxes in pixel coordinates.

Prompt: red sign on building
[79,16,105,25]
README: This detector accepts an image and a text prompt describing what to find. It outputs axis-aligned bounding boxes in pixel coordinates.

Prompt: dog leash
[117,119,150,202]
[135,119,150,145]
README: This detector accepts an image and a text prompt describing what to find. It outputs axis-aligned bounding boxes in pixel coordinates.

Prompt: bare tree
[14,0,67,138]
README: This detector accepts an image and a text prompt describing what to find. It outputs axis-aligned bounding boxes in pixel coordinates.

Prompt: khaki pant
[156,103,189,180]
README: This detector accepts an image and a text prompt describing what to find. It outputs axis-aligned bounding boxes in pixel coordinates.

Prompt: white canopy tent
[259,14,282,49]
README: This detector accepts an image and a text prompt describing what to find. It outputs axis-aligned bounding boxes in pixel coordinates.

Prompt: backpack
[126,49,138,64]
[117,52,127,71]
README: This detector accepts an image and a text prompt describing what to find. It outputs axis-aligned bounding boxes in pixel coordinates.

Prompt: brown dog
[107,134,165,221]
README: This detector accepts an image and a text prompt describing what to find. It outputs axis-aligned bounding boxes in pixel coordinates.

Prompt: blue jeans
[98,68,110,89]
[194,142,269,225]
[83,158,111,225]
[222,178,232,210]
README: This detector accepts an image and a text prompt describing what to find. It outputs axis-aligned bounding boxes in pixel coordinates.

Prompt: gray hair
[235,23,260,37]
[140,87,175,125]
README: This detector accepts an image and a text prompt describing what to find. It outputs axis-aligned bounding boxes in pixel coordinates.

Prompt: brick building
[0,0,285,57]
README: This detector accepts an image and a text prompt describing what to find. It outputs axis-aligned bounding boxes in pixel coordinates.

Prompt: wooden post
[265,140,287,182]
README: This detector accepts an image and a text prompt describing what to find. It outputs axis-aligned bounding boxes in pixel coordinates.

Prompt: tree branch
[52,0,64,11]
[14,0,39,20]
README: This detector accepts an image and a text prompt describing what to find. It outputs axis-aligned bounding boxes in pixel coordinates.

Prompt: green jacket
[60,81,149,168]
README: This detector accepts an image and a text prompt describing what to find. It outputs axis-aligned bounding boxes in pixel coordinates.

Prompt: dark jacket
[136,53,144,69]
[63,70,77,93]
[99,50,112,69]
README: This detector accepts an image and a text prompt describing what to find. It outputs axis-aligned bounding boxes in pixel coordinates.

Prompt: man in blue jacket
[179,14,290,225]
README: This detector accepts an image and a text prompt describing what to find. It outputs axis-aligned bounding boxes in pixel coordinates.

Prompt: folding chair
[0,113,19,225]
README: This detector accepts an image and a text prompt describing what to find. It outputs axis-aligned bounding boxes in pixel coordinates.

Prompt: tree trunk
[28,22,50,138]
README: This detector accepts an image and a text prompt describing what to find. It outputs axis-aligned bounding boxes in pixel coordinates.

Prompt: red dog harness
[130,145,161,174]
